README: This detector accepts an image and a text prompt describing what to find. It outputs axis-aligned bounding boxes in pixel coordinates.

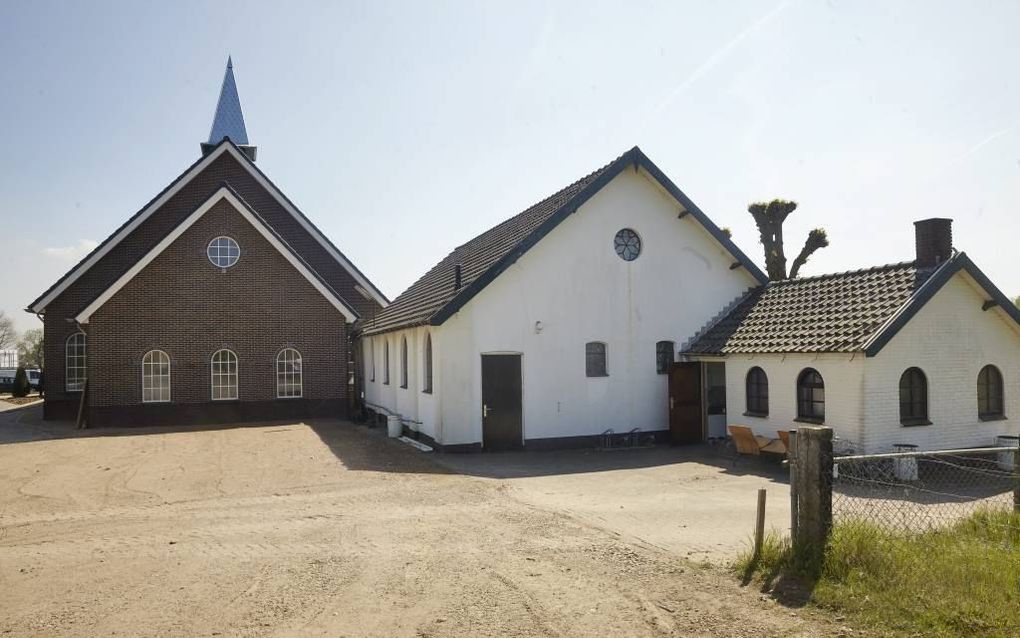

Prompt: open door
[481,354,523,451]
[668,362,703,444]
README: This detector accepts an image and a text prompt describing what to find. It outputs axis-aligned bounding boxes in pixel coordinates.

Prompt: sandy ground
[0,406,842,637]
[436,445,792,563]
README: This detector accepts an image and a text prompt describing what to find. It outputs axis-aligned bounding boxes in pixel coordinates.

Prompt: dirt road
[0,408,838,637]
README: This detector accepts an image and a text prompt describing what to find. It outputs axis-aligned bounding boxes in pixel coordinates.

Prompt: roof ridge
[766,260,917,286]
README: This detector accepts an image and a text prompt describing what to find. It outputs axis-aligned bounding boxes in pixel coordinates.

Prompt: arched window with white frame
[277,348,303,398]
[369,339,376,382]
[211,349,238,400]
[383,340,390,385]
[65,332,87,392]
[142,350,171,403]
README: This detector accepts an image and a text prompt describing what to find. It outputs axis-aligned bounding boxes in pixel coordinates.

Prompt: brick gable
[85,200,348,423]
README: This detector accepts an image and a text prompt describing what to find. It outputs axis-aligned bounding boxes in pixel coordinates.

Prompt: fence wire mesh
[832,447,1018,535]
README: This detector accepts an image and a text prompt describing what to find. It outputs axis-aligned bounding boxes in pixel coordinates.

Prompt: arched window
[796,368,825,422]
[368,339,375,382]
[400,336,408,389]
[211,349,238,400]
[899,367,928,425]
[383,340,390,385]
[745,367,769,416]
[585,342,608,377]
[142,350,171,403]
[423,333,433,394]
[65,332,87,392]
[277,348,303,398]
[977,365,1004,419]
[656,341,675,374]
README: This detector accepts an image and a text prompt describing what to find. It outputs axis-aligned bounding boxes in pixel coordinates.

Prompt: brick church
[28,59,387,427]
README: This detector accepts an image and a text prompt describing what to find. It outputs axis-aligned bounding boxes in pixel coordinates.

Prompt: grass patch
[736,510,1020,637]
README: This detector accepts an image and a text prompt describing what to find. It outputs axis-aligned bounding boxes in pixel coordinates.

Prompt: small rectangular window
[585,342,608,377]
[655,341,675,374]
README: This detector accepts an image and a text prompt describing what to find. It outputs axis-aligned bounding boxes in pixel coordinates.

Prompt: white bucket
[387,414,402,438]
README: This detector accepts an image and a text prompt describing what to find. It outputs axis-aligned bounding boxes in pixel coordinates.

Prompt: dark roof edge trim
[428,147,766,326]
[863,253,1020,356]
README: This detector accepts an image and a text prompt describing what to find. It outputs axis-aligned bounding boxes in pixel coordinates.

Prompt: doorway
[668,362,702,444]
[481,354,523,451]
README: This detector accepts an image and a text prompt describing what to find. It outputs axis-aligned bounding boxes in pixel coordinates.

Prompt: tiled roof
[684,261,933,354]
[361,155,621,335]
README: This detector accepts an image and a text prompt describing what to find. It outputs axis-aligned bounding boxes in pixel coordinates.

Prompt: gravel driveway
[0,406,838,637]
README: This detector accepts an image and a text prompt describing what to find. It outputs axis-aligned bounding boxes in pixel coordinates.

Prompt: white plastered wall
[362,326,442,442]
[433,167,759,446]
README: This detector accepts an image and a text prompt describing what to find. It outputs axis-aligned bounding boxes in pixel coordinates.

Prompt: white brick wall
[721,353,865,448]
[863,271,1020,452]
[719,270,1020,454]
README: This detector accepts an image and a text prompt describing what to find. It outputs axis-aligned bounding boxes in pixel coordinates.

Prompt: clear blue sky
[2,1,1019,333]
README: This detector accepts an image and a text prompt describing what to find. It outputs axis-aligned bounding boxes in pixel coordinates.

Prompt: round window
[614,228,641,261]
[207,236,240,268]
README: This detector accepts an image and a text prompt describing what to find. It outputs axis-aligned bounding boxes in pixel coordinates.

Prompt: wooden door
[481,354,523,451]
[669,362,703,444]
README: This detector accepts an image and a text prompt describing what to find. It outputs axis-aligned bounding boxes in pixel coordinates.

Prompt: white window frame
[210,349,239,401]
[141,350,171,403]
[276,348,303,399]
[383,340,390,385]
[65,332,87,392]
[207,236,240,269]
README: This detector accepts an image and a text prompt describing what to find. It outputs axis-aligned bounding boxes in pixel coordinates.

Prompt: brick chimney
[914,218,953,268]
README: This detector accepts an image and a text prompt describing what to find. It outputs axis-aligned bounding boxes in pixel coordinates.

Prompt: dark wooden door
[669,362,703,444]
[481,354,523,451]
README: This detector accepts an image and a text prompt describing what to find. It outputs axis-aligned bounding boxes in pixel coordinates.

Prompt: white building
[360,149,1020,455]
[684,219,1020,453]
[359,147,765,450]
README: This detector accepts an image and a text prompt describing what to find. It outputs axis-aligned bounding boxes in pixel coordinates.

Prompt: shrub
[12,366,30,397]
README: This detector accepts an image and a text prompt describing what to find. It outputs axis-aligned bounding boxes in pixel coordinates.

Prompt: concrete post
[793,426,834,561]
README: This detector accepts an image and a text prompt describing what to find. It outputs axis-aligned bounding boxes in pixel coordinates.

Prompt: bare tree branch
[789,228,830,279]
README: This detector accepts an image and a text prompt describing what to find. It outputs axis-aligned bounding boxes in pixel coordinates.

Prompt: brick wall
[41,150,379,420]
[863,272,1020,452]
[722,353,866,447]
[80,199,347,424]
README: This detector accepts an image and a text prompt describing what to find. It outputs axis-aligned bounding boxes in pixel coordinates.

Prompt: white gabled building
[684,219,1020,454]
[359,147,765,450]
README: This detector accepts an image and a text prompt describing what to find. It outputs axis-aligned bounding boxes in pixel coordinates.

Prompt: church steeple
[201,57,257,161]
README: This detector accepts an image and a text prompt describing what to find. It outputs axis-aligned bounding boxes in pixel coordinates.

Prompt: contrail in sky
[655,0,793,113]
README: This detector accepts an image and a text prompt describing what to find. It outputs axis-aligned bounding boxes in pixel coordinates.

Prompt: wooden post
[788,430,798,544]
[75,380,88,430]
[792,426,833,561]
[1014,441,1019,513]
[754,488,767,558]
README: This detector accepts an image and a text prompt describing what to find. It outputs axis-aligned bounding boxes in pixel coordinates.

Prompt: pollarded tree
[747,199,829,280]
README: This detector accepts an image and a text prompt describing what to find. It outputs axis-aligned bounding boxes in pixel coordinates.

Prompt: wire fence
[832,445,1018,535]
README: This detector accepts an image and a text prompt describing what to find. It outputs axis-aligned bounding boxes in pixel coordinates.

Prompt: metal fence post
[793,426,833,561]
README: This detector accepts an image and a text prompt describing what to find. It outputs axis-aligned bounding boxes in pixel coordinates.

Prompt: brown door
[669,362,703,444]
[481,354,523,451]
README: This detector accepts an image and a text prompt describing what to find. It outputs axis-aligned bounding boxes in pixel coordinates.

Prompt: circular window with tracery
[207,236,240,269]
[614,228,641,261]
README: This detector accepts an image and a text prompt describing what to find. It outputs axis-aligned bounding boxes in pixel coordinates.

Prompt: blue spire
[207,56,249,145]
